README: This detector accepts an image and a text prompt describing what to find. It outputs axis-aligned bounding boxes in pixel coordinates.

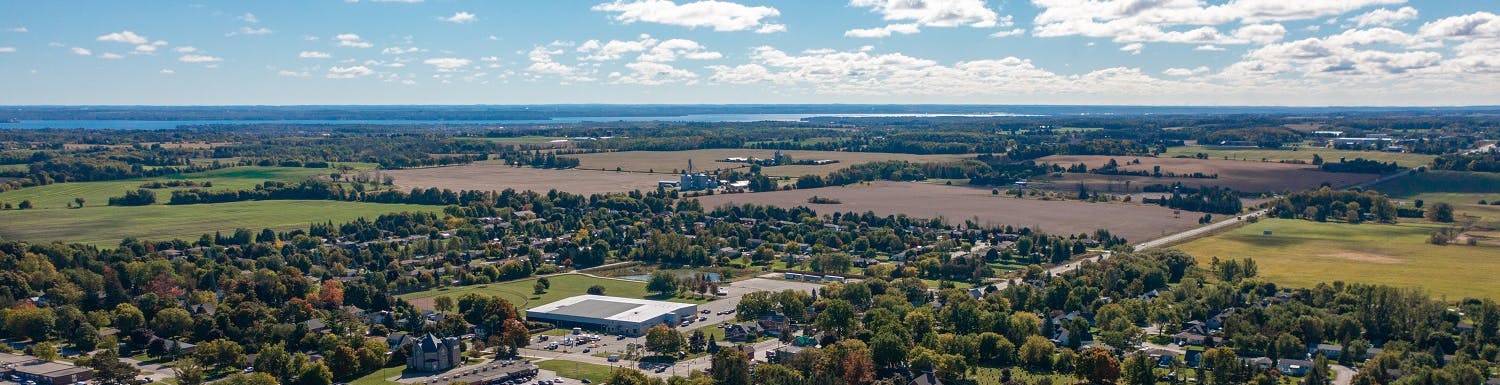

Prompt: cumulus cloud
[179,54,222,63]
[300,51,333,59]
[575,35,721,63]
[1119,43,1143,54]
[97,30,148,44]
[381,46,423,55]
[844,23,920,38]
[1030,0,1401,47]
[337,33,373,48]
[441,11,477,23]
[1164,66,1210,76]
[0,46,14,53]
[240,13,259,23]
[593,0,785,33]
[71,47,92,56]
[175,46,197,53]
[850,0,1005,28]
[424,57,472,70]
[526,43,595,82]
[612,61,699,85]
[230,27,274,36]
[278,70,312,77]
[1351,7,1418,27]
[327,65,375,78]
[7,27,26,33]
[134,40,168,53]
[990,28,1026,38]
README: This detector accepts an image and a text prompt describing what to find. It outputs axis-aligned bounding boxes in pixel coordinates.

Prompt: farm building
[525,295,698,336]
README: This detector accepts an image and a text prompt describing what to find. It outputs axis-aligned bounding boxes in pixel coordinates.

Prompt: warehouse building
[0,353,93,385]
[525,295,698,336]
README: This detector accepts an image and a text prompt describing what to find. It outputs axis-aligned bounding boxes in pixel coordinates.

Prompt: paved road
[1133,210,1266,251]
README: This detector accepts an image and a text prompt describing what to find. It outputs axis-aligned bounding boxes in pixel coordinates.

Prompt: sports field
[399,273,710,311]
[0,200,440,246]
[1174,219,1500,299]
[1161,144,1436,168]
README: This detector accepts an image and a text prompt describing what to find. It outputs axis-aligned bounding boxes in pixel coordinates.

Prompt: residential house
[1173,332,1208,347]
[1312,343,1343,360]
[1278,359,1315,376]
[1239,357,1274,371]
[757,313,791,337]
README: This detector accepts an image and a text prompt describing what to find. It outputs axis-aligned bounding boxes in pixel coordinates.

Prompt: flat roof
[527,295,695,324]
[13,361,90,377]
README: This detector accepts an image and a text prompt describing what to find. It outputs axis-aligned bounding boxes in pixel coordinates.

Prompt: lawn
[398,273,712,310]
[1174,219,1500,300]
[1161,145,1436,168]
[350,365,407,385]
[0,200,440,246]
[0,166,339,210]
[535,360,616,383]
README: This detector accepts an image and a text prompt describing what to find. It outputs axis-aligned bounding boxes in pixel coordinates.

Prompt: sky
[1,0,1498,106]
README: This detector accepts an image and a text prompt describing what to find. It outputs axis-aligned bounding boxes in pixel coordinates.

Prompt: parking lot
[393,360,540,385]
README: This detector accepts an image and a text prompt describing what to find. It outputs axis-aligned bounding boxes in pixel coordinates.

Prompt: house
[1183,350,1202,367]
[1136,348,1180,367]
[147,336,197,355]
[1173,332,1208,347]
[768,345,803,364]
[387,332,416,350]
[1239,357,1274,371]
[909,369,944,385]
[1207,309,1236,330]
[304,318,330,333]
[757,313,791,336]
[187,303,216,316]
[1312,343,1343,360]
[407,334,462,372]
[732,344,756,360]
[1278,359,1315,376]
[724,324,753,341]
[1182,321,1210,335]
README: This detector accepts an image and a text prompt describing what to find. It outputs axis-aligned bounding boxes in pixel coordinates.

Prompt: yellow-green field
[0,200,440,246]
[1174,219,1500,300]
[1162,145,1436,168]
[1368,170,1500,226]
[0,166,340,209]
[398,273,711,311]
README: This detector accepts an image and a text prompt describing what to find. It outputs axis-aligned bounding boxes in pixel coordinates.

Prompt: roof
[12,361,91,378]
[527,295,696,324]
[909,371,943,385]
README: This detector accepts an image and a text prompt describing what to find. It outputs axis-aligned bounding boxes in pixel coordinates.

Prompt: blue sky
[0,0,1497,105]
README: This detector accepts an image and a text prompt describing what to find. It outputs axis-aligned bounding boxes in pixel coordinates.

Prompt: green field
[350,365,406,385]
[1175,219,1500,300]
[0,200,440,246]
[535,360,616,383]
[1162,145,1436,168]
[398,273,711,310]
[0,166,338,210]
[1368,170,1500,225]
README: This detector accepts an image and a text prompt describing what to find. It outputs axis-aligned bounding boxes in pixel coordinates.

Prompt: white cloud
[97,30,148,44]
[336,33,373,48]
[844,23,921,38]
[71,47,92,56]
[612,61,699,85]
[7,27,26,33]
[1030,0,1402,46]
[990,28,1026,38]
[1419,12,1500,40]
[99,53,124,59]
[327,66,375,78]
[133,40,168,53]
[179,54,222,63]
[526,43,595,81]
[592,0,785,33]
[381,46,423,55]
[441,11,477,23]
[240,13,259,23]
[849,0,1004,28]
[1119,43,1143,54]
[576,35,721,62]
[160,69,175,74]
[300,51,333,59]
[0,46,14,53]
[1351,7,1418,28]
[424,57,472,70]
[175,46,197,53]
[278,70,312,77]
[1163,66,1209,76]
[1195,44,1227,51]
[230,27,273,36]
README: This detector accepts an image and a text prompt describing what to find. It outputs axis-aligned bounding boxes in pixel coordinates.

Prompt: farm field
[694,181,1207,243]
[0,166,340,209]
[1174,219,1500,300]
[1037,155,1379,193]
[1368,170,1500,226]
[566,149,970,177]
[399,273,710,311]
[383,161,663,195]
[0,200,440,246]
[1161,144,1436,167]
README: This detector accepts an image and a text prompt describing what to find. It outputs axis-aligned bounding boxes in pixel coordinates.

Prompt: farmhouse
[525,295,698,336]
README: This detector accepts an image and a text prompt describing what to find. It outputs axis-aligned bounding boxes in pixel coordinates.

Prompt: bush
[108,189,156,206]
[587,285,606,295]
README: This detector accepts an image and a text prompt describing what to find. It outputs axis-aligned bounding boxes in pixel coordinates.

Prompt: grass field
[566,149,970,177]
[1368,171,1500,226]
[399,273,711,311]
[535,360,615,383]
[1174,219,1500,299]
[0,166,337,210]
[350,365,406,385]
[0,200,440,246]
[1162,145,1436,168]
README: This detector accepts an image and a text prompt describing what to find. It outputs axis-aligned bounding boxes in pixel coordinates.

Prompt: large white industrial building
[525,295,698,336]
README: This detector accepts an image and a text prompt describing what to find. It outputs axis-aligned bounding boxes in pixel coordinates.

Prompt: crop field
[1174,219,1500,299]
[399,273,709,311]
[566,149,970,177]
[0,166,335,209]
[694,181,1207,243]
[1368,170,1500,227]
[0,200,439,246]
[1161,144,1436,167]
[1036,155,1379,193]
[384,162,663,195]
